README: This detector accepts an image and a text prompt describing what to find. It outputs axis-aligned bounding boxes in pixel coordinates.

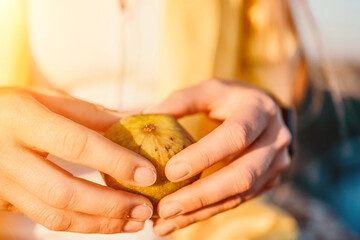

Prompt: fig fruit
[101,114,199,218]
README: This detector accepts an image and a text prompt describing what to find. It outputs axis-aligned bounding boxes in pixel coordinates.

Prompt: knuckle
[105,200,127,218]
[197,194,210,209]
[282,128,293,147]
[40,210,72,231]
[110,155,126,180]
[197,148,213,169]
[277,127,292,149]
[46,181,75,209]
[253,93,278,118]
[57,129,89,161]
[233,166,257,193]
[226,121,249,152]
[99,219,124,234]
[265,97,278,118]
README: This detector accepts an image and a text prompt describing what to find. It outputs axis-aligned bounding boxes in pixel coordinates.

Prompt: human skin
[146,79,292,236]
[0,87,157,233]
[0,79,291,235]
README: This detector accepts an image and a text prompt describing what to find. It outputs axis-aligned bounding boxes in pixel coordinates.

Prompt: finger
[1,148,153,220]
[165,107,270,182]
[144,79,222,118]
[145,79,271,120]
[253,148,290,191]
[3,182,145,234]
[232,146,290,204]
[237,175,282,204]
[153,195,242,236]
[27,88,127,132]
[239,176,281,205]
[158,123,287,219]
[239,147,291,200]
[12,96,156,187]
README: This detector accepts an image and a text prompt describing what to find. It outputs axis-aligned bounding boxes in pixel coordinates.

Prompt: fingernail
[130,204,153,220]
[160,202,183,219]
[167,162,191,181]
[134,167,157,186]
[123,221,144,232]
[155,222,177,236]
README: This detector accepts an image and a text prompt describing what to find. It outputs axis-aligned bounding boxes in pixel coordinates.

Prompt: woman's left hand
[145,79,292,236]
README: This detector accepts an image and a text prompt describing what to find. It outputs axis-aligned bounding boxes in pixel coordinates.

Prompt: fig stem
[143,124,156,132]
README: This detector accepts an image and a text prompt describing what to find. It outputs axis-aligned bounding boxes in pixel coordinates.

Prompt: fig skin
[101,114,200,218]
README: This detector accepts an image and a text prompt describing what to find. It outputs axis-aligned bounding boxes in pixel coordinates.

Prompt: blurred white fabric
[0,0,165,239]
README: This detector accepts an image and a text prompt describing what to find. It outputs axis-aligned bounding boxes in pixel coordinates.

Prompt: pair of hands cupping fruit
[0,79,291,236]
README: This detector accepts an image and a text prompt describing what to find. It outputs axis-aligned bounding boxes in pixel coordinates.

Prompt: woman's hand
[146,79,292,236]
[0,87,157,233]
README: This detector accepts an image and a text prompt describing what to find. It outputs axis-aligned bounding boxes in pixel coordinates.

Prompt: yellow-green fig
[101,114,199,218]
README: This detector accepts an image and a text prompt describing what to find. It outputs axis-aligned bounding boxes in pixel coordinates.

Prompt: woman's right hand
[0,87,157,233]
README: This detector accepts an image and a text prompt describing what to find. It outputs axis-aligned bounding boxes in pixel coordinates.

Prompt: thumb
[144,81,217,118]
[28,88,131,132]
[143,102,174,115]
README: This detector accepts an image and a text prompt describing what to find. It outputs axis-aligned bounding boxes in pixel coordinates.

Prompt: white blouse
[0,0,165,239]
[29,0,164,110]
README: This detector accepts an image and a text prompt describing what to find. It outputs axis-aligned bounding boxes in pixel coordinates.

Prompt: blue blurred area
[298,138,360,233]
[291,3,360,231]
[294,84,360,235]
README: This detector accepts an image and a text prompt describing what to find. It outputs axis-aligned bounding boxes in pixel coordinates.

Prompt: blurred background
[0,0,359,239]
[271,1,360,239]
[306,0,360,63]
